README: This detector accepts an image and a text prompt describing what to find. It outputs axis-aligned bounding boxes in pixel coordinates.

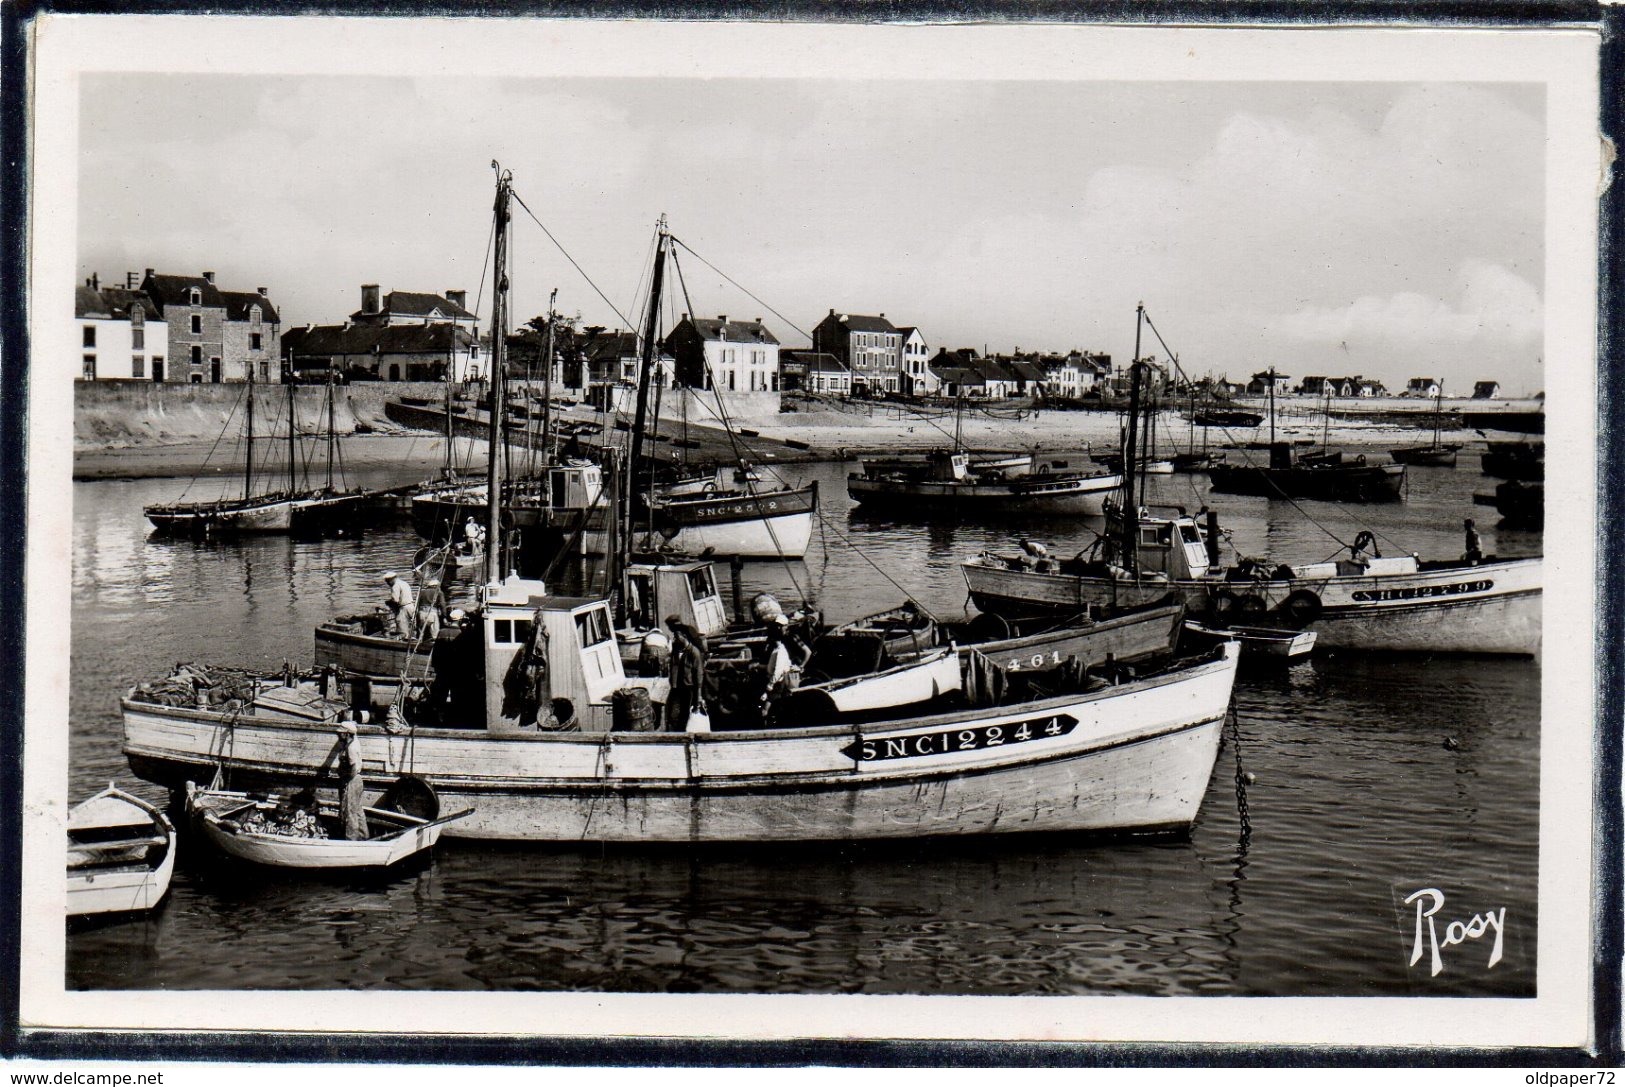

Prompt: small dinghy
[1182,620,1317,662]
[186,775,472,870]
[67,784,175,918]
[783,645,963,718]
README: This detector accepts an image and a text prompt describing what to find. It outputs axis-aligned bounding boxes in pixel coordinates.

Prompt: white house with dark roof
[75,275,167,381]
[895,326,936,395]
[349,285,479,332]
[663,315,781,394]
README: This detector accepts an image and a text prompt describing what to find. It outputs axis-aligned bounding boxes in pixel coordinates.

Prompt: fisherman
[761,616,809,714]
[665,614,707,731]
[383,572,416,639]
[463,516,485,555]
[416,577,445,643]
[1463,518,1483,564]
[637,625,672,678]
[334,719,369,842]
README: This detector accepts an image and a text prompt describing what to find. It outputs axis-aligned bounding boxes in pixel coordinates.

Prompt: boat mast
[1268,367,1277,447]
[244,356,254,501]
[1120,304,1143,574]
[486,162,513,584]
[287,367,297,494]
[325,367,337,492]
[629,216,668,484]
[443,350,454,478]
[1433,380,1444,449]
[540,287,558,459]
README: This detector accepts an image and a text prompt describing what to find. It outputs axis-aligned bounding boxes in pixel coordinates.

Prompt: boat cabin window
[688,566,717,601]
[628,574,655,628]
[575,608,612,648]
[1139,526,1171,547]
[492,618,533,645]
[1180,524,1201,544]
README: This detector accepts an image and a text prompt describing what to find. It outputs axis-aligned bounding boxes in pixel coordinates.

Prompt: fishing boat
[1390,383,1462,467]
[66,784,175,919]
[638,481,820,558]
[1180,620,1316,662]
[790,646,964,716]
[146,369,367,536]
[961,306,1540,656]
[1473,480,1544,529]
[123,580,1241,842]
[1189,408,1264,429]
[847,450,1122,516]
[185,777,472,869]
[1207,371,1406,502]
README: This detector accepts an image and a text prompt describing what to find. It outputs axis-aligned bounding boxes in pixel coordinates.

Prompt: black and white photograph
[11,12,1609,1056]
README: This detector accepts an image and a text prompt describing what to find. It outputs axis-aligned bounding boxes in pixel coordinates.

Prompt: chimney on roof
[446,289,466,310]
[144,268,154,281]
[755,317,762,324]
[361,284,381,316]
[202,271,215,284]
[126,272,139,289]
[829,308,835,316]
[88,272,99,290]
[257,286,268,297]
[718,315,727,323]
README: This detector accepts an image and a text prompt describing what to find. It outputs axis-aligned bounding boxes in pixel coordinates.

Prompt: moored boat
[122,590,1241,842]
[67,785,176,919]
[1474,480,1544,529]
[185,777,472,869]
[848,451,1121,517]
[639,481,819,558]
[1180,620,1316,662]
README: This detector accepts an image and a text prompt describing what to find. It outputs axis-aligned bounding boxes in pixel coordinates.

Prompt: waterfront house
[140,269,229,383]
[1405,377,1441,398]
[780,350,852,396]
[896,326,937,396]
[349,285,479,333]
[75,274,166,381]
[1247,370,1292,396]
[1473,381,1502,399]
[664,315,780,394]
[812,311,902,395]
[221,288,281,384]
[282,322,477,382]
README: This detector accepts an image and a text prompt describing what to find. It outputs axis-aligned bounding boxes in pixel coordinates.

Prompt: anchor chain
[1227,694,1252,846]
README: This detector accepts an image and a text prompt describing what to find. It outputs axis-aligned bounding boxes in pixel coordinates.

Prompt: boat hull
[196,812,451,868]
[123,648,1240,842]
[1207,461,1406,502]
[66,789,175,918]
[642,484,819,558]
[1389,446,1459,467]
[962,556,1542,655]
[847,473,1121,516]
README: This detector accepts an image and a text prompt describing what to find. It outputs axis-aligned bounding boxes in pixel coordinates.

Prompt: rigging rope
[510,189,638,331]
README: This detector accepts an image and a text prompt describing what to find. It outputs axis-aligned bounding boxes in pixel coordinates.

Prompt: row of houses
[75,270,282,383]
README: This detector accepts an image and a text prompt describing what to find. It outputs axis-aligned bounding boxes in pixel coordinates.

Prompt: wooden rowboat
[186,777,472,869]
[67,784,175,918]
[794,645,963,715]
[1181,620,1317,662]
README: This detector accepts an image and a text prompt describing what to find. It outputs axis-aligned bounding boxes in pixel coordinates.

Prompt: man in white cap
[334,718,369,841]
[383,571,415,639]
[416,576,445,643]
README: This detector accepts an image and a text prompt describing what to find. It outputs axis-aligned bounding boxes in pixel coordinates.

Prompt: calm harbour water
[66,447,1541,996]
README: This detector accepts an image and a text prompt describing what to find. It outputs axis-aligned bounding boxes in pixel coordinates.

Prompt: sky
[78,74,1546,394]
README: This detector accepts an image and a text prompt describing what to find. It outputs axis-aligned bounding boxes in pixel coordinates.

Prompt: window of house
[131,328,144,350]
[82,325,95,348]
[190,314,202,335]
[189,288,201,305]
[251,333,262,350]
[152,356,164,381]
[82,355,96,380]
[190,346,202,367]
[728,370,736,391]
[250,306,262,327]
[132,357,144,379]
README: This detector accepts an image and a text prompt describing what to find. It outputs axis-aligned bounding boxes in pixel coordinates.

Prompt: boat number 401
[844,714,1079,762]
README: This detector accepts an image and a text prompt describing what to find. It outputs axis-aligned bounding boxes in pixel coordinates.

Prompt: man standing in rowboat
[383,572,415,640]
